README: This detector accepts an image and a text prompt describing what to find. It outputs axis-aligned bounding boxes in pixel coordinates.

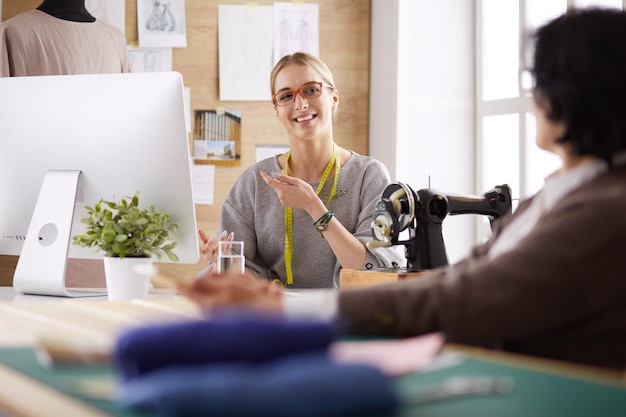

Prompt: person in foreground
[197,52,403,288]
[182,8,626,370]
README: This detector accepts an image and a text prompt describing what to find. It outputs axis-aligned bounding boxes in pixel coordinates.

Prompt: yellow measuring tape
[283,143,341,285]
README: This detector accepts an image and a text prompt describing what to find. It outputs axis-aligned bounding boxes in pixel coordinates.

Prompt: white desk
[0,286,180,302]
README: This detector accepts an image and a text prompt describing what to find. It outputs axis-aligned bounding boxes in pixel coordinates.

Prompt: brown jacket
[339,165,626,370]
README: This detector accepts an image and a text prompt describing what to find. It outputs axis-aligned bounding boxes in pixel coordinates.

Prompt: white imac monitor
[0,71,199,296]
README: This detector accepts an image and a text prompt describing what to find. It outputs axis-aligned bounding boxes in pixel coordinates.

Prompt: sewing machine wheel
[371,212,392,241]
[384,182,416,232]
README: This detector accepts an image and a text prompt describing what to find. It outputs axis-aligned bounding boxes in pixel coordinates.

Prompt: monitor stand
[13,170,106,297]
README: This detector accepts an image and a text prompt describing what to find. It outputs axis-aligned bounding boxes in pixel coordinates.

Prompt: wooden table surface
[339,268,426,288]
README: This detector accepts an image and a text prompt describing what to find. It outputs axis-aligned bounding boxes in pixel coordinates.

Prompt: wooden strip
[339,268,425,288]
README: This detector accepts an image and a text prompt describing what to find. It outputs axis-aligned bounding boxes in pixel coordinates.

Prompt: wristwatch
[313,210,334,235]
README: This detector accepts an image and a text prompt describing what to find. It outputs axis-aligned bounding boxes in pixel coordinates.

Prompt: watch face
[314,211,333,232]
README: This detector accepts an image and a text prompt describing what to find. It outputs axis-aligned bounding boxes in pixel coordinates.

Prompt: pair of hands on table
[178,270,284,313]
[196,226,278,313]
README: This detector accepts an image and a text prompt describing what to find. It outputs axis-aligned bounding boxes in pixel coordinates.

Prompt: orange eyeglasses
[272,81,325,107]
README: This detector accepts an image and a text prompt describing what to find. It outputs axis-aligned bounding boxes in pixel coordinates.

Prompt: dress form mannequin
[37,0,95,22]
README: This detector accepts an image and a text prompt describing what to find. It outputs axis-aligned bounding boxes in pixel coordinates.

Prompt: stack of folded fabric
[113,312,400,417]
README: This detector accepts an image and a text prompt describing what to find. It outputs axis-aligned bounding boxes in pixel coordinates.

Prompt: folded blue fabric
[117,352,400,417]
[114,313,336,381]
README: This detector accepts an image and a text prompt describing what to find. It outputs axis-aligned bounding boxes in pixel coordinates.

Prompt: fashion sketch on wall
[128,47,173,72]
[218,4,273,101]
[137,0,187,48]
[273,2,319,63]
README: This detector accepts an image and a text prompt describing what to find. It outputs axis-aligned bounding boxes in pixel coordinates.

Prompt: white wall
[370,0,476,263]
[369,0,399,180]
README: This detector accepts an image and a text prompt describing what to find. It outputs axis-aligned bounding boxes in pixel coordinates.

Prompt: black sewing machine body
[368,183,512,272]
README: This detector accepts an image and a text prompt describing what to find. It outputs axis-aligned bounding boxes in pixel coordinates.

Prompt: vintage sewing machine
[367,183,512,272]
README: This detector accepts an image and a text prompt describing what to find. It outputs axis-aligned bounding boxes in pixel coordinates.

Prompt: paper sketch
[128,46,173,72]
[137,0,187,48]
[86,0,125,35]
[218,5,274,101]
[191,162,215,205]
[273,2,319,62]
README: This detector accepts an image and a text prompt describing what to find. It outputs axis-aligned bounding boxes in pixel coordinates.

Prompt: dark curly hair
[532,8,626,166]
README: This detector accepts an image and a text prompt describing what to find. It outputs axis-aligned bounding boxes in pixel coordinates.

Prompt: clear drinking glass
[217,241,245,274]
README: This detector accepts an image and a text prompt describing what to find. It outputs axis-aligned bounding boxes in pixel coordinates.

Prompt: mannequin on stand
[0,0,129,77]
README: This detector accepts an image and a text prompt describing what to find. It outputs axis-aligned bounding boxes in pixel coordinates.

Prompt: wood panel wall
[0,0,371,284]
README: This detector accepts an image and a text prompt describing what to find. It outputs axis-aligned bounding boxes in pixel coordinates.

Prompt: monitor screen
[0,71,199,295]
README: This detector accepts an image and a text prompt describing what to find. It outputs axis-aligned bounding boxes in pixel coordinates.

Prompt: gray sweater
[220,152,405,288]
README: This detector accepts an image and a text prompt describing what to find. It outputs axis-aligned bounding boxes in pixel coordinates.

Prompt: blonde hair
[270,52,336,96]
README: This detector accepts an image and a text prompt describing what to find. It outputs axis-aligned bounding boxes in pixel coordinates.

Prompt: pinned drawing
[137,0,188,48]
[218,5,274,101]
[128,47,173,72]
[273,2,319,63]
[146,1,175,32]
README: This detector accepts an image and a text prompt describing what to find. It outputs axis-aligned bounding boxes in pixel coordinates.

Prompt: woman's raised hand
[198,229,234,263]
[260,170,320,211]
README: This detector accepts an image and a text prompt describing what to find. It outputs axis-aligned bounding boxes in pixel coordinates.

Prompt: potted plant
[72,192,179,301]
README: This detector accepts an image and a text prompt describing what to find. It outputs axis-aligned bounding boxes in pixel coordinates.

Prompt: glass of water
[217,241,245,274]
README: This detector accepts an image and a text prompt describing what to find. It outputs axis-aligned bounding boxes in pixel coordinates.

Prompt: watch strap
[313,210,334,235]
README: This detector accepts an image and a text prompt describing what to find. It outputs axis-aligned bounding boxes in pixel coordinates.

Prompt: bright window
[482,114,519,193]
[481,0,519,101]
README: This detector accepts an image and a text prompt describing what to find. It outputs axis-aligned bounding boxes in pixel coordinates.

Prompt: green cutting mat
[0,347,625,417]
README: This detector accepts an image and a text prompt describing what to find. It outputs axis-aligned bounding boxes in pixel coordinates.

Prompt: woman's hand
[260,170,367,269]
[260,171,325,215]
[261,171,328,219]
[179,271,283,313]
[198,229,233,263]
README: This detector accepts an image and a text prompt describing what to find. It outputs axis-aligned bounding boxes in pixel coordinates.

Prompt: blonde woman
[198,52,403,288]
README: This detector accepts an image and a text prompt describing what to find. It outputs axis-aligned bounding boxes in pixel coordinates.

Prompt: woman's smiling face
[273,64,338,142]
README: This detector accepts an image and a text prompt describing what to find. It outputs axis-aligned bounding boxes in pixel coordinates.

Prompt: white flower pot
[103,257,153,301]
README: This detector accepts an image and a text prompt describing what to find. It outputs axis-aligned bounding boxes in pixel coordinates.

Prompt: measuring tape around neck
[282,144,341,285]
